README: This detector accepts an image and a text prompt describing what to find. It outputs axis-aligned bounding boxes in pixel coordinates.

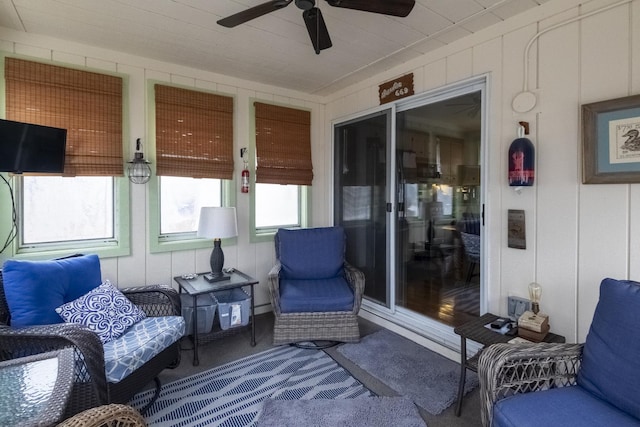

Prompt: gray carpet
[152,313,483,426]
[257,397,426,427]
[337,329,479,415]
[131,345,370,426]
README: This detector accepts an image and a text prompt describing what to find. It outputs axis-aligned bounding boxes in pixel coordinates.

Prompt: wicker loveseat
[0,254,184,419]
[478,278,640,427]
[268,226,365,345]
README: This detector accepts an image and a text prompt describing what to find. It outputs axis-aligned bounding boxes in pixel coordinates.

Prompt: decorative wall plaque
[379,73,414,105]
[508,209,526,249]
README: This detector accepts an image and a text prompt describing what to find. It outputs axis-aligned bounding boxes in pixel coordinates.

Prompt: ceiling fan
[217,0,416,54]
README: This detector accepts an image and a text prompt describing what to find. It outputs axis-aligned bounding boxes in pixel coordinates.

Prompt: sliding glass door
[395,91,482,327]
[334,110,392,307]
[334,79,485,329]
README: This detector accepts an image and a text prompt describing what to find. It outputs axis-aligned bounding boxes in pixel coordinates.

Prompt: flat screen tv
[0,119,67,174]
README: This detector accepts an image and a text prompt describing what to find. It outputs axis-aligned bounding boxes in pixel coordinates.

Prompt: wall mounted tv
[0,119,67,174]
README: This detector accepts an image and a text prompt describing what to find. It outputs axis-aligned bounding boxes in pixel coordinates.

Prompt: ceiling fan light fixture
[218,0,415,52]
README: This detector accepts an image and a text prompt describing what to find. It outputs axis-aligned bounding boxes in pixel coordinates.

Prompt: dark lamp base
[203,273,231,283]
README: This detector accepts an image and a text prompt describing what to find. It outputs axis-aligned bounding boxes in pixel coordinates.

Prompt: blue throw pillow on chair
[577,278,640,420]
[2,254,102,327]
[276,227,345,280]
[56,280,147,343]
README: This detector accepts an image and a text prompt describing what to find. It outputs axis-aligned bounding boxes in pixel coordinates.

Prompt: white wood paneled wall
[325,0,640,343]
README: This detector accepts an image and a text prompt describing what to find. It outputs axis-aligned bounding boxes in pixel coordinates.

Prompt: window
[151,84,234,251]
[251,102,312,239]
[255,183,299,229]
[22,176,114,245]
[4,57,128,257]
[160,176,221,235]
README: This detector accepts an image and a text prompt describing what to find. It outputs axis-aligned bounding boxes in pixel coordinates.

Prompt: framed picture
[582,94,640,184]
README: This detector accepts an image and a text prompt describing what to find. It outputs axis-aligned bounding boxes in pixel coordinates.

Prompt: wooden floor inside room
[401,254,481,328]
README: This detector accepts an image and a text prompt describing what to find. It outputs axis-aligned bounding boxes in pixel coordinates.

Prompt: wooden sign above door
[379,73,414,105]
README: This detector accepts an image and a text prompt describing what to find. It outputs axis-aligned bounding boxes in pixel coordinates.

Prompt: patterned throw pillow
[55,280,147,343]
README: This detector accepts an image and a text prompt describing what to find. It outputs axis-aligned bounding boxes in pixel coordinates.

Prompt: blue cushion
[494,386,640,427]
[2,254,102,327]
[276,227,345,280]
[103,316,185,383]
[55,280,147,343]
[577,278,640,420]
[279,277,354,313]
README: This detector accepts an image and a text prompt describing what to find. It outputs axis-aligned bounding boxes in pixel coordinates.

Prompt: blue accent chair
[478,278,640,426]
[267,226,365,345]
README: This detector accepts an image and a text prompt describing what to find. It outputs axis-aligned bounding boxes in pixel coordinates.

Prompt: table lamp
[197,207,238,282]
[528,282,542,314]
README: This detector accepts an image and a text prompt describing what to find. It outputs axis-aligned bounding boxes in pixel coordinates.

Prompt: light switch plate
[508,296,531,320]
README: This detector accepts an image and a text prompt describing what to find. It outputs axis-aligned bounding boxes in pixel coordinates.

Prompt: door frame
[331,74,490,351]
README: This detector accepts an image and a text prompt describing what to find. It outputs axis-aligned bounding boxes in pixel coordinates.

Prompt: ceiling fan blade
[303,7,332,54]
[325,0,415,17]
[217,0,293,28]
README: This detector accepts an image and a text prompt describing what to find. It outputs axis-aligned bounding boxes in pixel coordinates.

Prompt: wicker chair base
[273,312,360,345]
[57,403,147,427]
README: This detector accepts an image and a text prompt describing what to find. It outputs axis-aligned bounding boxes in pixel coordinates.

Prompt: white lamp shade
[197,207,238,239]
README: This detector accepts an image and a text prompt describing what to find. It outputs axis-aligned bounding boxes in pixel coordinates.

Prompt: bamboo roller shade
[5,57,123,176]
[155,85,234,179]
[254,102,313,186]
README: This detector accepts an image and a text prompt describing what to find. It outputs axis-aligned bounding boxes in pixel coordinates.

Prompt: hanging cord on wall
[0,174,18,253]
[514,0,634,112]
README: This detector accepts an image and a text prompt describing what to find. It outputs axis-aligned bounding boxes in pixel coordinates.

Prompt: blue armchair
[267,226,365,345]
[478,278,640,426]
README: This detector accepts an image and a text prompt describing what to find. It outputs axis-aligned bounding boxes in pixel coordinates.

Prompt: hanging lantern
[127,138,151,184]
[508,122,535,187]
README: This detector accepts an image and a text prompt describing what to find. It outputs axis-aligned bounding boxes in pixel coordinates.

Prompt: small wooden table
[174,270,258,366]
[453,313,565,416]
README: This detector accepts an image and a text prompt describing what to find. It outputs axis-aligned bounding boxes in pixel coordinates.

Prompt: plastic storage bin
[214,288,250,330]
[180,293,216,335]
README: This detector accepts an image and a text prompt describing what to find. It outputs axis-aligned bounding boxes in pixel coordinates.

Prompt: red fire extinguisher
[241,164,250,193]
[240,148,250,193]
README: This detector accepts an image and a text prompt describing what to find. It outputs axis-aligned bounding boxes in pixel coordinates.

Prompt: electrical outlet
[507,296,531,320]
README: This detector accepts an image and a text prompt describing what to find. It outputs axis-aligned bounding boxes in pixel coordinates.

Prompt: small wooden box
[518,311,549,333]
[517,324,550,342]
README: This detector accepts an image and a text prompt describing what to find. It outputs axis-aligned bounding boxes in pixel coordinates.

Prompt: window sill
[151,236,237,254]
[13,242,129,260]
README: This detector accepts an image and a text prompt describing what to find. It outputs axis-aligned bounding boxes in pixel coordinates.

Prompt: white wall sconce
[127,138,151,184]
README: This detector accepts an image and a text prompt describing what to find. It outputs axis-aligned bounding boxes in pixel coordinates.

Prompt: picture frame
[582,94,640,184]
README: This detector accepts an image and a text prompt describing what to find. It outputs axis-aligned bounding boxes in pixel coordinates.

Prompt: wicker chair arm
[344,262,365,314]
[57,403,147,427]
[267,262,282,315]
[0,323,109,406]
[121,285,180,317]
[478,342,584,427]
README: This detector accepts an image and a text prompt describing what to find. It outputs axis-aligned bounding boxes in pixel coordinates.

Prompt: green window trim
[10,176,131,260]
[148,175,237,254]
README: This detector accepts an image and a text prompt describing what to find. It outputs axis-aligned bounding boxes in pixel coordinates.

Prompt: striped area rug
[129,346,372,427]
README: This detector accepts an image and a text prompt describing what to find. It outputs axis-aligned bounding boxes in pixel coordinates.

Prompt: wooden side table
[453,313,565,416]
[174,269,258,366]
